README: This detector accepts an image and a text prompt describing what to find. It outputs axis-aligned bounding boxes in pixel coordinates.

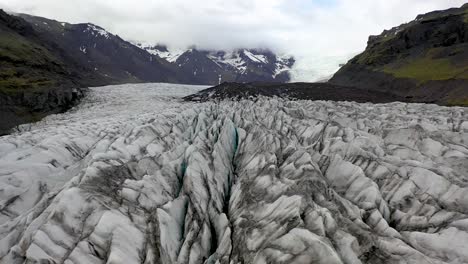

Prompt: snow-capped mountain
[0,11,297,134]
[17,14,185,85]
[13,11,295,86]
[135,43,185,62]
[135,43,295,84]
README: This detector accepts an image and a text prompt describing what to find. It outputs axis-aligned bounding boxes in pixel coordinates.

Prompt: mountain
[0,10,196,135]
[18,14,185,85]
[0,9,88,134]
[329,4,468,106]
[135,43,295,85]
[0,11,295,134]
[18,13,296,86]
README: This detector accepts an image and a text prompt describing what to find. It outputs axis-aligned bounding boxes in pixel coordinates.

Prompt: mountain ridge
[0,9,90,135]
[0,10,295,134]
[17,13,187,85]
[14,13,296,86]
[134,43,295,85]
[329,3,468,106]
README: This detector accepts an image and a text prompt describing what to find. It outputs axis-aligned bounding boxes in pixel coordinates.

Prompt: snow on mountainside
[82,24,111,39]
[1,83,468,263]
[208,49,293,78]
[14,12,293,86]
[134,43,295,84]
[17,13,186,85]
[134,43,184,62]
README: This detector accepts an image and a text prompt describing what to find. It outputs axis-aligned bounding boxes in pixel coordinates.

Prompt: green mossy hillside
[329,4,468,106]
[447,99,468,107]
[0,21,66,96]
[351,4,468,82]
[0,31,57,65]
[383,54,468,82]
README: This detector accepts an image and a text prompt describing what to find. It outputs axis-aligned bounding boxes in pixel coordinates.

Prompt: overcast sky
[0,0,465,80]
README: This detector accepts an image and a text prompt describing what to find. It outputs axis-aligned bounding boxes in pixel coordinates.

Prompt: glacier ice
[0,83,467,264]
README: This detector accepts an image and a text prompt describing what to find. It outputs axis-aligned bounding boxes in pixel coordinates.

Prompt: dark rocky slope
[329,4,468,106]
[0,10,88,135]
[184,82,406,104]
[18,14,186,85]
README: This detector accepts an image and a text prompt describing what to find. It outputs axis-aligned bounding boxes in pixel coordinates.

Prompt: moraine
[0,83,467,264]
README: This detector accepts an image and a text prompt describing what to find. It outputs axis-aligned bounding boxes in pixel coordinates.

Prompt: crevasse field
[1,83,468,264]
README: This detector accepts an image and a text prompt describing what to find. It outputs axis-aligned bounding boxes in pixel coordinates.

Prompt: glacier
[290,53,356,82]
[0,83,467,264]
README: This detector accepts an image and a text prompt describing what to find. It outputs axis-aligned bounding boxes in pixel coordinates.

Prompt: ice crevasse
[0,83,467,264]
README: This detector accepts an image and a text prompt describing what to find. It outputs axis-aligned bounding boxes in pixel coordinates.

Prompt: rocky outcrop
[1,83,467,263]
[330,4,468,106]
[0,86,85,134]
[0,9,89,135]
[184,82,407,104]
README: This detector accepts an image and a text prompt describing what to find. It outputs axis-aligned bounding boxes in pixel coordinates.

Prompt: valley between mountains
[1,83,467,264]
[0,9,295,134]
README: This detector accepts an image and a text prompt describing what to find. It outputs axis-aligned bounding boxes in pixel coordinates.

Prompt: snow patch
[243,50,268,64]
[85,24,111,39]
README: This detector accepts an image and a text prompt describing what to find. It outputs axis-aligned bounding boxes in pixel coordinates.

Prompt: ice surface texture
[0,83,467,264]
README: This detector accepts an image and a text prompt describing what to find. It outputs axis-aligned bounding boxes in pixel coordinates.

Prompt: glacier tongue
[0,83,467,264]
